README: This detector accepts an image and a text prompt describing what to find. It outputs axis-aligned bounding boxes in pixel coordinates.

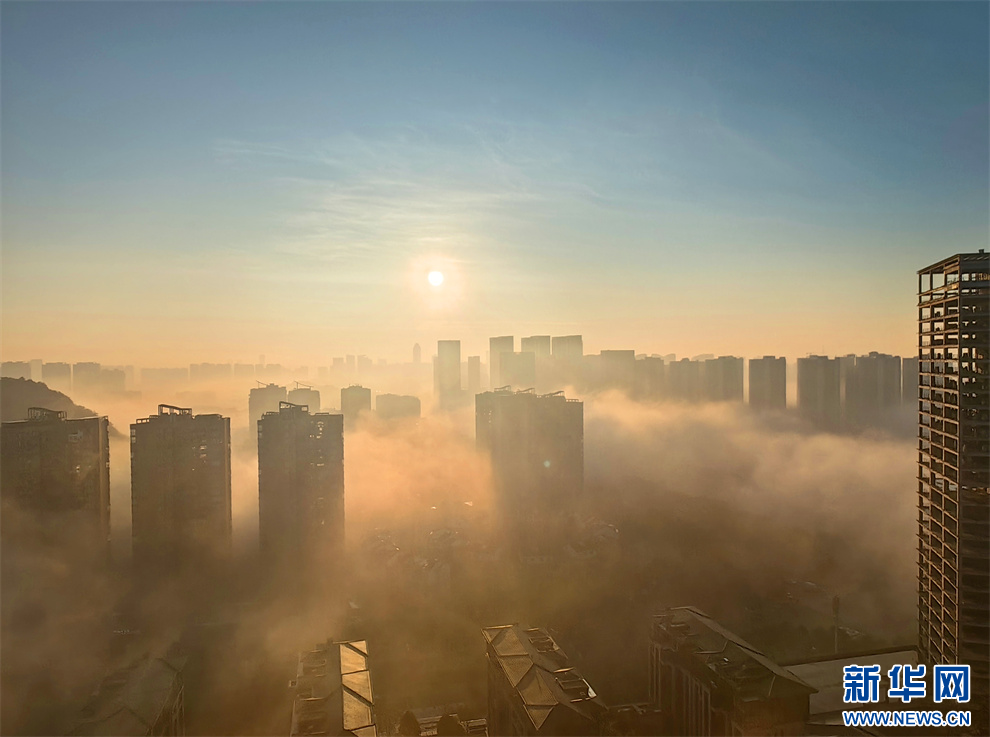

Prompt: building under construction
[916,250,989,731]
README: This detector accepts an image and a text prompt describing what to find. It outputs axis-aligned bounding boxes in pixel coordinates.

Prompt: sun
[428,270,444,286]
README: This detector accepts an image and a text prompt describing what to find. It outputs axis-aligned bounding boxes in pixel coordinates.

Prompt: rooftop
[482,624,604,732]
[652,607,817,702]
[69,652,187,736]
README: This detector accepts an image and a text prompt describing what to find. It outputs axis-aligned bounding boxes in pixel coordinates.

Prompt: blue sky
[2,1,987,363]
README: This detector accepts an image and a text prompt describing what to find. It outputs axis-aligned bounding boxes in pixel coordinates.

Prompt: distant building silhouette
[340,385,372,426]
[41,362,72,394]
[748,356,786,410]
[797,356,840,427]
[130,405,231,571]
[467,355,481,394]
[635,355,665,399]
[258,402,343,572]
[521,335,551,360]
[551,335,583,362]
[703,356,744,402]
[476,388,583,551]
[916,251,989,729]
[499,351,537,390]
[842,352,902,427]
[289,639,376,737]
[1,361,31,380]
[650,607,814,735]
[72,362,102,394]
[435,340,463,410]
[249,383,287,429]
[483,624,605,736]
[413,343,422,365]
[376,393,421,420]
[600,350,636,393]
[288,385,321,413]
[489,336,514,389]
[665,358,702,402]
[0,408,110,558]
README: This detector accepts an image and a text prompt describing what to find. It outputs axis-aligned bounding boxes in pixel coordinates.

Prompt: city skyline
[3,3,988,365]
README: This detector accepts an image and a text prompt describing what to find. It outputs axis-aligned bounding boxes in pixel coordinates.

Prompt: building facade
[916,251,989,728]
[435,340,463,410]
[748,356,786,411]
[130,405,232,570]
[258,402,344,570]
[476,389,583,550]
[797,356,841,428]
[649,607,815,736]
[0,408,110,557]
[490,336,515,389]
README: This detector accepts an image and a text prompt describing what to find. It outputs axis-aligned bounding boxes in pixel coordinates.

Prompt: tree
[397,711,421,737]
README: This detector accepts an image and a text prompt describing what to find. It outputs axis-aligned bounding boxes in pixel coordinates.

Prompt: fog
[1,377,917,734]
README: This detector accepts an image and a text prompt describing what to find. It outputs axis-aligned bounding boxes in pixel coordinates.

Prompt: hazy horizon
[3,2,988,366]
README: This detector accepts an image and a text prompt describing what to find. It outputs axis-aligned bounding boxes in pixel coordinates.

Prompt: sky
[2,1,987,366]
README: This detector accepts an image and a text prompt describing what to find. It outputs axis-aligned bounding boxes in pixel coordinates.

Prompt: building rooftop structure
[483,624,605,734]
[290,639,377,737]
[652,607,816,703]
[69,651,187,736]
[781,646,917,726]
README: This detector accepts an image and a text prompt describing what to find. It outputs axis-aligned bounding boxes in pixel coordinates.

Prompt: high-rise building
[521,335,552,360]
[917,251,989,726]
[635,356,665,398]
[0,408,110,557]
[258,403,344,569]
[703,356,744,402]
[130,405,232,570]
[483,625,605,737]
[649,607,814,736]
[413,343,422,364]
[467,355,481,394]
[340,385,372,426]
[551,335,583,362]
[749,356,786,410]
[843,352,902,427]
[665,359,702,402]
[249,383,287,429]
[376,394,421,420]
[476,389,583,549]
[600,350,636,392]
[435,340,462,410]
[41,362,72,394]
[499,351,537,390]
[1,361,32,379]
[797,356,841,427]
[489,336,514,388]
[287,385,321,413]
[72,362,102,394]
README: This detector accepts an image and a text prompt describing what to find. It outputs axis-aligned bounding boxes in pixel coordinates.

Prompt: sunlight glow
[428,271,445,286]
